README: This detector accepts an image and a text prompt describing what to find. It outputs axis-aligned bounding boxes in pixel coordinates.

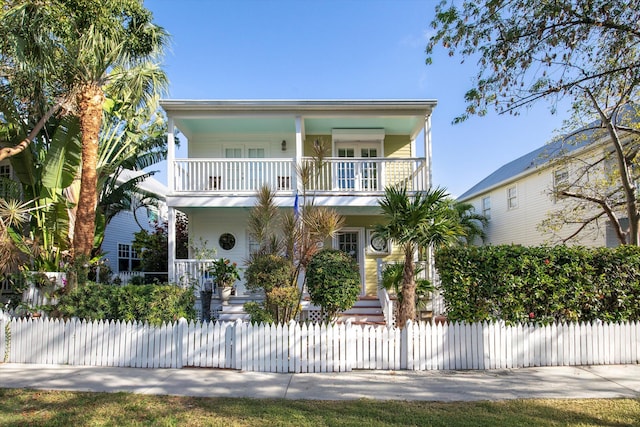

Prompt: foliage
[451,200,487,245]
[242,301,274,325]
[380,262,434,311]
[54,282,195,325]
[245,142,343,323]
[305,249,360,322]
[243,254,298,324]
[0,0,169,276]
[208,258,241,288]
[244,254,293,293]
[265,286,300,325]
[435,245,640,325]
[374,186,464,327]
[133,221,168,273]
[426,0,640,120]
[426,1,640,245]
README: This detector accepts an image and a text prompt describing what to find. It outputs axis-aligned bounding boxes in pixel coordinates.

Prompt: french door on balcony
[336,144,379,191]
[224,147,265,191]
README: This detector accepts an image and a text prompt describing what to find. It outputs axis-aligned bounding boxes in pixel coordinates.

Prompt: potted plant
[209,258,241,306]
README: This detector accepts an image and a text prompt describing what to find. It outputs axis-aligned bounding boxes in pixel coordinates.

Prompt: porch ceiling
[162,99,436,140]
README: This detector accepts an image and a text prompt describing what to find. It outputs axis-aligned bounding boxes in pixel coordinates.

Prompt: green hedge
[435,245,640,324]
[53,283,196,325]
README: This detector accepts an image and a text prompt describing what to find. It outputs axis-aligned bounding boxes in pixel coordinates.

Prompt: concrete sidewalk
[1,363,640,401]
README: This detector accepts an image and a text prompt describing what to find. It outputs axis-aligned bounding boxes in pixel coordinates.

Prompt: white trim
[331,128,385,142]
[366,229,391,255]
[333,227,366,295]
[507,185,518,210]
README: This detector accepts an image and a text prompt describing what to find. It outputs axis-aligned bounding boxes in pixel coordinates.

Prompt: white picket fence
[1,312,639,372]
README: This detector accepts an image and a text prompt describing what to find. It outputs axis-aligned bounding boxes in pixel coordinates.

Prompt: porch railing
[173,259,217,289]
[172,157,427,194]
[173,159,295,193]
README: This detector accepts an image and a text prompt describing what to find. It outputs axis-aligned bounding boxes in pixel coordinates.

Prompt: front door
[335,228,365,294]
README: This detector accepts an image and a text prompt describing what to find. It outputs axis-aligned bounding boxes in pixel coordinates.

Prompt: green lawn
[1,389,639,426]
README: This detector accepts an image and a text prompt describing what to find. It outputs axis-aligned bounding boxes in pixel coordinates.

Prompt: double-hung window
[507,186,518,210]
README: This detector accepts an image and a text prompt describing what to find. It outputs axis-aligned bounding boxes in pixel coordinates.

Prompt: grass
[0,389,639,426]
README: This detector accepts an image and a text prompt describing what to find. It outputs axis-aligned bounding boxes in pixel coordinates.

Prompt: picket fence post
[0,310,8,363]
[175,317,187,368]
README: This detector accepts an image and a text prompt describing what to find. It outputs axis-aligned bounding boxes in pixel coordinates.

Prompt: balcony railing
[172,157,427,194]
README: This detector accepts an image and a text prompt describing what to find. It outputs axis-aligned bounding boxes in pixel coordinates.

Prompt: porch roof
[159,99,437,140]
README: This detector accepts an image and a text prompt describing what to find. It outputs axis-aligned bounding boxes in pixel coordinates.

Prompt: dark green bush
[54,283,196,325]
[435,245,640,325]
[306,249,360,321]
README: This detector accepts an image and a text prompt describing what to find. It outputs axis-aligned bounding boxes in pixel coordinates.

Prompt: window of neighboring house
[0,164,11,179]
[553,169,569,202]
[481,196,491,219]
[507,186,518,210]
[0,164,11,196]
[118,243,140,272]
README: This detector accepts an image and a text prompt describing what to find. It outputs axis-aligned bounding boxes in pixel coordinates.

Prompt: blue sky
[146,0,568,197]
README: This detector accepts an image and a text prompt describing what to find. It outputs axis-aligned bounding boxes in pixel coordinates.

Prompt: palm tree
[452,201,488,245]
[374,186,463,327]
[1,1,168,281]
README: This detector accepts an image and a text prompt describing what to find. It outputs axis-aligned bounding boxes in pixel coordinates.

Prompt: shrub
[54,283,196,325]
[243,254,299,324]
[244,254,293,293]
[435,245,640,325]
[306,249,360,322]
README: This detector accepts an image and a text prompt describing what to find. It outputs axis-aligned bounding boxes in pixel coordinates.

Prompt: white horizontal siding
[470,168,606,247]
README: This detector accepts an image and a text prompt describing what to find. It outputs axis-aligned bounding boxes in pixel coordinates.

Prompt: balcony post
[295,115,303,194]
[167,117,175,192]
[168,207,176,282]
[424,114,432,190]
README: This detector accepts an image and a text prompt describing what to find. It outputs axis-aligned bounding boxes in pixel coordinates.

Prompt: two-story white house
[458,129,629,247]
[161,99,437,316]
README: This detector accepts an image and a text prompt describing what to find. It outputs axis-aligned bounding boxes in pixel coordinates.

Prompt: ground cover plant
[0,389,638,426]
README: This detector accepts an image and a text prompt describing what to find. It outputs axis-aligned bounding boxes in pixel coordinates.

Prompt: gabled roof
[116,169,167,200]
[457,129,596,201]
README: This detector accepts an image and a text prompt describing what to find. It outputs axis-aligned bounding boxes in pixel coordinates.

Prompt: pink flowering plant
[209,258,241,288]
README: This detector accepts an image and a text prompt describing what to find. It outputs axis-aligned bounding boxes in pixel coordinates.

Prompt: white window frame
[118,243,140,272]
[553,168,569,202]
[507,185,518,210]
[481,196,491,220]
[366,229,391,255]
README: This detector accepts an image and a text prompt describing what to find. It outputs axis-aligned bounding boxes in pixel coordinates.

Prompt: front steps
[201,295,390,325]
[335,296,386,325]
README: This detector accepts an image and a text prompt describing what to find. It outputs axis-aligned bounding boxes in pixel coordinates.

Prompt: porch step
[336,297,386,325]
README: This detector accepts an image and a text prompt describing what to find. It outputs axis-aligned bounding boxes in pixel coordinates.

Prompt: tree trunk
[72,84,104,282]
[397,244,416,328]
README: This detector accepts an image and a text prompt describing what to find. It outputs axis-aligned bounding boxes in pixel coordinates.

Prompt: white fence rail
[2,312,639,372]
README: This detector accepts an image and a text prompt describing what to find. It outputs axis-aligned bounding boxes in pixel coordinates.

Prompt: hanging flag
[294,191,300,220]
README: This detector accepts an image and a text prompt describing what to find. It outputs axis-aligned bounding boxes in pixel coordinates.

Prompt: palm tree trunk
[397,243,416,328]
[72,84,104,282]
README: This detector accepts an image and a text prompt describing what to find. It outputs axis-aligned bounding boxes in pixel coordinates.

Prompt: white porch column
[167,117,175,193]
[423,114,432,189]
[295,115,303,193]
[168,207,176,282]
[423,114,435,284]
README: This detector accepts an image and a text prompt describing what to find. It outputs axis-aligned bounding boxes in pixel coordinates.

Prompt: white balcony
[172,157,427,195]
